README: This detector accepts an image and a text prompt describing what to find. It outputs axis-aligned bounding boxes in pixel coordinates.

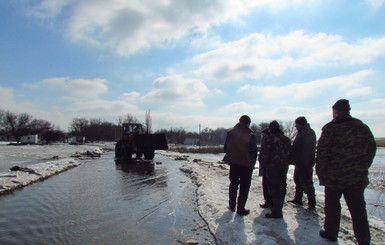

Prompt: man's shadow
[293,206,342,244]
[253,208,292,244]
[215,210,248,244]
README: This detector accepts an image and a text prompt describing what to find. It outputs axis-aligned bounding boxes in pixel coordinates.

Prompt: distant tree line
[0,109,66,144]
[0,109,296,145]
[157,120,296,146]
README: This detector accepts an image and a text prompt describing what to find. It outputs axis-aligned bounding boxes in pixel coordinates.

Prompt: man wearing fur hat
[289,116,317,211]
[223,115,258,216]
[258,120,291,218]
[316,99,376,245]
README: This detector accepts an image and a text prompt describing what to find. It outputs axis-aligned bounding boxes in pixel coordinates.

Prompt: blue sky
[1,0,385,137]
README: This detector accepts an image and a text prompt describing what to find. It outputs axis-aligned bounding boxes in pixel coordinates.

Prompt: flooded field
[0,153,214,245]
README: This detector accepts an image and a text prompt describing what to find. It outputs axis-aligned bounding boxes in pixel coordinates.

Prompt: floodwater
[0,153,214,245]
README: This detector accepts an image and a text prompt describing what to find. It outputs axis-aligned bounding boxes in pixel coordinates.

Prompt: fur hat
[269,120,279,129]
[332,99,351,112]
[295,116,307,126]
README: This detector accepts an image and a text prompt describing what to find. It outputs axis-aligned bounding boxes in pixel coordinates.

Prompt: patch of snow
[166,152,385,245]
[0,158,80,194]
[0,143,111,195]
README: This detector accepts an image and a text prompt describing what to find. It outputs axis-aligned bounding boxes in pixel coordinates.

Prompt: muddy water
[0,154,214,245]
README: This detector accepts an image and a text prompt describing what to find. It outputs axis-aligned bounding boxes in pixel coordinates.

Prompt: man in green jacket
[316,99,376,245]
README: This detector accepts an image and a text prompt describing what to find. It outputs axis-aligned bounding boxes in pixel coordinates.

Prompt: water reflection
[115,159,156,176]
[114,158,169,199]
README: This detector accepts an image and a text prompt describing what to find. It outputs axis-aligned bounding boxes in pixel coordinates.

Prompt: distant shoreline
[376,139,385,147]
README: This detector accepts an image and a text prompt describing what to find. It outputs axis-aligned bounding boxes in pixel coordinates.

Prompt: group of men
[222,99,377,245]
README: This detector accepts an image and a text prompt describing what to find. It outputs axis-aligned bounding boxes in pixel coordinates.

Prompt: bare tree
[283,120,297,141]
[3,111,33,143]
[145,109,152,133]
[68,118,89,136]
[0,109,5,134]
[117,113,139,125]
[30,119,52,134]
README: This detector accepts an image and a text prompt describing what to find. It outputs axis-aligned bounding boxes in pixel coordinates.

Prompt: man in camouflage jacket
[316,99,376,245]
[258,120,291,218]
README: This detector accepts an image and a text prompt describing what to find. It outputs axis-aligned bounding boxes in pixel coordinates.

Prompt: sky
[1,0,385,137]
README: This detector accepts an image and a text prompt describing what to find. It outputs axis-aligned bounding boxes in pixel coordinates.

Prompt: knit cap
[332,99,351,111]
[269,120,279,129]
[295,116,307,126]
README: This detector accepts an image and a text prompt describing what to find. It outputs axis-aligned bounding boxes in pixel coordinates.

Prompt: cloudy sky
[1,0,385,137]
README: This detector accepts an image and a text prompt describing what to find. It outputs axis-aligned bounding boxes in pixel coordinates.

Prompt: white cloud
[67,99,139,114]
[238,70,375,100]
[220,101,261,113]
[142,75,209,105]
[64,0,257,55]
[119,92,141,103]
[0,87,15,105]
[28,0,75,18]
[27,0,310,56]
[211,88,224,95]
[40,77,108,98]
[192,31,385,82]
[365,0,385,8]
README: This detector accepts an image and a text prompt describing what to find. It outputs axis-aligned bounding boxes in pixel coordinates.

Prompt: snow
[0,143,109,194]
[160,151,385,245]
[0,158,80,194]
[1,144,384,244]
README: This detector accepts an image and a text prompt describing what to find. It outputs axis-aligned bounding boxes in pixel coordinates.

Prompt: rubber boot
[229,191,237,212]
[288,188,303,205]
[308,192,316,211]
[265,198,284,218]
[236,198,250,216]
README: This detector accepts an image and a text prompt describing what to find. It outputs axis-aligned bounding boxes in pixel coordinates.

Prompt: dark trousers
[229,164,253,200]
[293,166,315,194]
[265,164,288,199]
[324,181,370,244]
[262,174,272,204]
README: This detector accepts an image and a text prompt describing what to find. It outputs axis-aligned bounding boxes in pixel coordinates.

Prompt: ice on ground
[171,153,385,245]
[0,143,110,195]
[0,158,80,194]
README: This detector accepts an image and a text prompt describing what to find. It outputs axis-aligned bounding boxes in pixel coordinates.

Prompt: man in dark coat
[316,99,376,245]
[289,116,317,211]
[258,120,291,218]
[223,115,258,216]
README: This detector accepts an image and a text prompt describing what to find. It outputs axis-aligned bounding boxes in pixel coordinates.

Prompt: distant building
[20,134,39,144]
[68,136,86,144]
[184,138,200,145]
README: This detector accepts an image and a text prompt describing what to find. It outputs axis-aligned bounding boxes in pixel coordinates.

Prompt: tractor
[115,123,168,160]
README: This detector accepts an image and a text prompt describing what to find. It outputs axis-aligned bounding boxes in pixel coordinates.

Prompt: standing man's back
[316,99,376,245]
[289,116,317,211]
[223,115,258,216]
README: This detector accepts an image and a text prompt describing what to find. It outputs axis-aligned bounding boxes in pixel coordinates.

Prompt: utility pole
[199,123,201,148]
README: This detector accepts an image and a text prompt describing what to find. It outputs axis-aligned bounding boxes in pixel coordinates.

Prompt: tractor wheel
[115,141,122,158]
[144,151,155,160]
[121,143,133,160]
[136,152,143,158]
